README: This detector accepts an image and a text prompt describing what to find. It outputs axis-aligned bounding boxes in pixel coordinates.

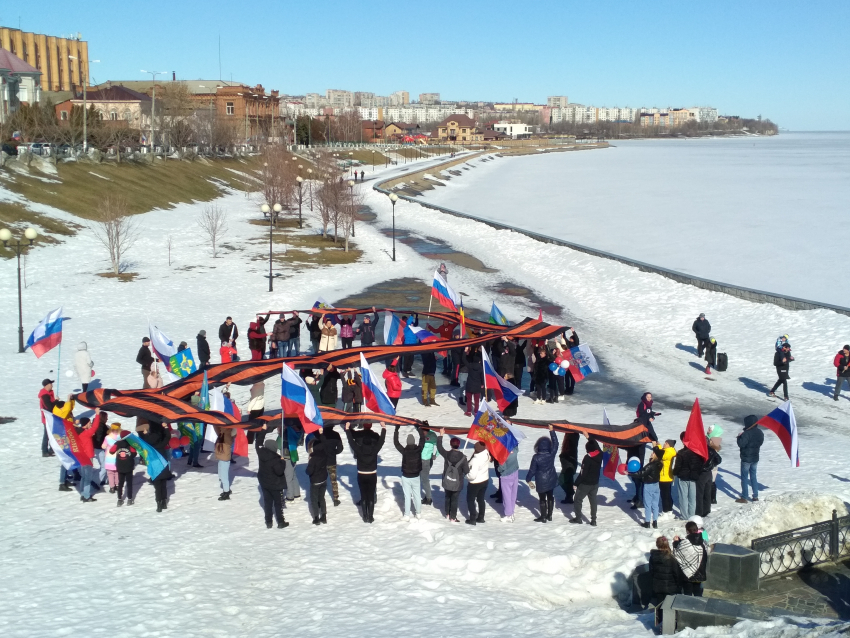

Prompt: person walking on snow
[768,342,793,400]
[735,415,764,503]
[111,433,137,506]
[394,427,426,520]
[525,425,559,523]
[74,342,93,392]
[257,438,289,528]
[498,444,520,522]
[833,345,850,401]
[571,439,603,526]
[775,334,789,351]
[692,313,711,358]
[465,441,492,525]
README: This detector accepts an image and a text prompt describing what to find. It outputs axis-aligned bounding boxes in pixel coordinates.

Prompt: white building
[354,91,374,106]
[326,89,354,109]
[0,49,41,123]
[419,92,440,104]
[547,95,568,108]
[493,121,532,139]
[689,106,719,123]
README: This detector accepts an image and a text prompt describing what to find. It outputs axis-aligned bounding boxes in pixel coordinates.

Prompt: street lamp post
[0,227,38,352]
[141,70,168,155]
[69,56,99,154]
[261,203,282,291]
[306,169,313,210]
[347,179,355,237]
[388,193,398,261]
[296,176,304,228]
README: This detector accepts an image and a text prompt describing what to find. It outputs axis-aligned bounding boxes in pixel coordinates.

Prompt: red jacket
[220,345,237,363]
[835,351,844,376]
[428,323,455,341]
[383,369,402,398]
[76,423,98,460]
[38,388,55,424]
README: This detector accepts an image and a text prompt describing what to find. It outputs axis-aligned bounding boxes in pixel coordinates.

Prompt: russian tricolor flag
[601,408,619,480]
[563,344,600,382]
[26,307,66,358]
[383,310,407,345]
[43,409,90,469]
[280,363,323,433]
[431,271,461,311]
[149,323,178,362]
[359,353,396,415]
[481,347,523,411]
[404,324,439,344]
[757,400,800,468]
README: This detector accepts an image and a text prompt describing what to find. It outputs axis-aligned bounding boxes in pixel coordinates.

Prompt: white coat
[74,342,93,383]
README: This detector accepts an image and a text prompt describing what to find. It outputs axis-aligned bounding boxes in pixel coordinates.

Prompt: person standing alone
[692,313,711,358]
[735,415,764,503]
[833,345,850,401]
[768,343,793,400]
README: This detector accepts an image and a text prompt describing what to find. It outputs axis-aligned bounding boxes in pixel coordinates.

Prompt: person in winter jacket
[461,347,484,416]
[136,337,155,388]
[213,425,234,501]
[421,351,438,406]
[706,425,723,504]
[307,314,322,354]
[833,345,850,401]
[526,426,559,523]
[111,434,137,505]
[649,536,681,607]
[39,379,56,457]
[629,393,660,509]
[559,432,580,503]
[339,315,355,349]
[285,311,302,356]
[498,444,520,522]
[257,438,289,528]
[319,365,342,407]
[74,342,93,392]
[196,330,211,369]
[248,314,270,361]
[672,431,704,521]
[74,415,100,502]
[319,319,338,353]
[466,441,492,525]
[89,408,109,487]
[341,371,362,412]
[345,422,386,524]
[322,425,345,506]
[270,314,292,358]
[572,439,602,525]
[436,431,470,522]
[418,425,438,505]
[735,415,764,503]
[355,307,378,346]
[704,338,718,374]
[532,346,550,404]
[219,342,237,363]
[673,521,708,596]
[138,420,171,512]
[695,438,722,517]
[692,314,711,357]
[219,317,238,349]
[282,418,302,501]
[383,363,402,407]
[394,427,426,519]
[102,422,122,493]
[52,398,76,489]
[631,446,663,528]
[659,440,677,513]
[768,343,793,400]
[513,338,528,390]
[305,432,329,525]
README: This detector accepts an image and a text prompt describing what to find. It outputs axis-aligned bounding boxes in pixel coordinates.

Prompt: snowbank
[681,617,850,637]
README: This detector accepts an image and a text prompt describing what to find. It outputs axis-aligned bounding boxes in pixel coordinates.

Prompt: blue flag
[200,370,210,410]
[489,302,509,326]
[168,349,197,378]
[124,433,168,480]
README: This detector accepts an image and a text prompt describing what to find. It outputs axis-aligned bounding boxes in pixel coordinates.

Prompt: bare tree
[166,235,174,266]
[340,183,362,253]
[197,204,228,257]
[89,196,139,274]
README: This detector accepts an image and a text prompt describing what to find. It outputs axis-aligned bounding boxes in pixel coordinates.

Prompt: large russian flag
[757,400,800,467]
[359,353,396,415]
[43,410,85,469]
[149,323,178,362]
[481,347,523,411]
[404,324,439,344]
[280,363,323,433]
[26,307,66,358]
[467,401,525,464]
[431,271,461,311]
[564,344,600,382]
[383,310,407,345]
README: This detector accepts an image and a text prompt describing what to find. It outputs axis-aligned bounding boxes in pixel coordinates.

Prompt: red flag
[233,427,249,457]
[537,309,543,321]
[602,444,619,480]
[682,398,708,459]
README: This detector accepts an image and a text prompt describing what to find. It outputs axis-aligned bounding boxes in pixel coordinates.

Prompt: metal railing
[750,510,850,578]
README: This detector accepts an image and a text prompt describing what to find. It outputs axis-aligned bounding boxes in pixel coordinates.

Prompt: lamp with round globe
[295,176,304,228]
[1,226,38,352]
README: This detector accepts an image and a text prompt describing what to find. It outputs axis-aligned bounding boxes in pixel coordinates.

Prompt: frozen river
[421,132,850,307]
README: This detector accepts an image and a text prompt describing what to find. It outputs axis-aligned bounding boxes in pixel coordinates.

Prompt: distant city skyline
[7,0,848,130]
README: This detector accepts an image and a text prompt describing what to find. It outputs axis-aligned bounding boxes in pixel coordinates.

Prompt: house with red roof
[0,49,41,123]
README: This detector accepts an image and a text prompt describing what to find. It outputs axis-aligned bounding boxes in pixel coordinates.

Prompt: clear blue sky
[7,0,849,130]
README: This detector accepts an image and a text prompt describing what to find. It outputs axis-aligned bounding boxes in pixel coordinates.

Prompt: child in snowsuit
[111,433,137,506]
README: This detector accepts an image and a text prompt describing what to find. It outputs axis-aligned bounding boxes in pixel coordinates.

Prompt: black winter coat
[307,316,322,341]
[136,345,154,370]
[692,318,711,340]
[218,322,238,344]
[436,437,470,490]
[462,352,484,393]
[634,459,662,484]
[514,340,527,367]
[737,425,764,463]
[113,439,137,474]
[559,432,580,470]
[533,352,550,383]
[320,368,342,405]
[196,334,211,363]
[649,550,681,595]
[394,428,426,477]
[346,428,386,472]
[576,450,603,487]
[525,431,559,492]
[139,421,170,458]
[673,447,704,481]
[636,403,660,442]
[421,352,437,376]
[774,350,792,373]
[257,447,287,491]
[322,428,344,466]
[306,451,329,483]
[288,316,302,339]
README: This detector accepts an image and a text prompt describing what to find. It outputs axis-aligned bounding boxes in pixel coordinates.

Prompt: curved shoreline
[373,156,850,317]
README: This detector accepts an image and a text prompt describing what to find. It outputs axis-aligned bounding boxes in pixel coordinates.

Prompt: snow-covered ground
[418,132,850,307]
[1,154,849,637]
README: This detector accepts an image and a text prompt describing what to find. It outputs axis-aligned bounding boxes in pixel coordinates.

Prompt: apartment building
[0,27,89,92]
[547,95,568,108]
[419,92,440,104]
[326,89,354,109]
[389,90,409,106]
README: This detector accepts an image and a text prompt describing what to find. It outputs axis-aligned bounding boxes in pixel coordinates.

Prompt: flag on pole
[26,307,66,358]
[459,299,467,338]
[148,323,178,362]
[431,270,461,311]
[168,349,197,378]
[383,310,407,345]
[359,353,396,415]
[757,400,800,467]
[312,297,339,324]
[601,408,619,480]
[43,410,84,469]
[481,347,523,411]
[199,370,211,410]
[563,345,600,382]
[467,401,525,464]
[489,302,509,326]
[682,398,708,459]
[280,363,323,433]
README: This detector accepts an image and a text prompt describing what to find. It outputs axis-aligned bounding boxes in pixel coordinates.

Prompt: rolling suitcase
[716,352,728,372]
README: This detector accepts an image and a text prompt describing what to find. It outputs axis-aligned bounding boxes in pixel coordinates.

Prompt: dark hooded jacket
[394,428,426,477]
[525,430,559,492]
[576,440,604,487]
[649,549,681,595]
[737,416,765,464]
[305,432,328,483]
[257,445,287,491]
[436,436,470,490]
[322,427,344,466]
[461,351,484,394]
[196,333,211,364]
[673,446,705,482]
[346,428,386,472]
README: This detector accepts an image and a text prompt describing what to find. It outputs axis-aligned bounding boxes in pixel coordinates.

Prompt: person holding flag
[525,425,559,523]
[431,270,461,311]
[138,421,173,512]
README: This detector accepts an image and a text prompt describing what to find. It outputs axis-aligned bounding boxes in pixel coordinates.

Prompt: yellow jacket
[52,399,75,420]
[659,446,677,482]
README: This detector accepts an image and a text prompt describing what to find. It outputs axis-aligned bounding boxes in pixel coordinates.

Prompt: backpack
[444,455,464,491]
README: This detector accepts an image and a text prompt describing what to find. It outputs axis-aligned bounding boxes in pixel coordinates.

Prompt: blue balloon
[548,362,559,372]
[627,458,641,473]
[172,448,184,459]
[557,366,567,376]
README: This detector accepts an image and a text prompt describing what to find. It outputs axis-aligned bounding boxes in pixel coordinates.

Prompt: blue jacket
[497,446,519,476]
[737,425,764,463]
[525,430,559,492]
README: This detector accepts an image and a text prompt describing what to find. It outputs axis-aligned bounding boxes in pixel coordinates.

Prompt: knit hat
[450,437,461,449]
[264,439,278,453]
[199,330,206,337]
[707,424,723,438]
[407,434,415,446]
